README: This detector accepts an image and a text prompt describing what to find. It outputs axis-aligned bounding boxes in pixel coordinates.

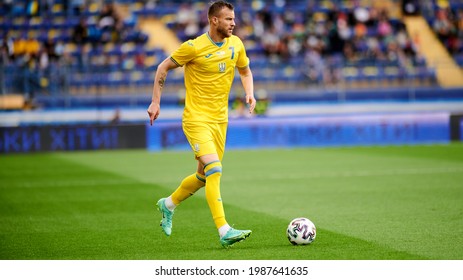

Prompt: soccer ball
[287,217,316,245]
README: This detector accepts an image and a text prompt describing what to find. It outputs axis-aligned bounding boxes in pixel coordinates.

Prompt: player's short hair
[208,1,234,19]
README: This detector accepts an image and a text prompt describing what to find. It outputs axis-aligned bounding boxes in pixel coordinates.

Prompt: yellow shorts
[182,121,227,160]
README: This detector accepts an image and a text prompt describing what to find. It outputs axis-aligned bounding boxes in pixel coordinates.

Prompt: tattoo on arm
[158,73,167,89]
[158,78,165,89]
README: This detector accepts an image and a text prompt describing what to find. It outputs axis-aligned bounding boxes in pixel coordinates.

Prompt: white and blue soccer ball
[287,217,316,245]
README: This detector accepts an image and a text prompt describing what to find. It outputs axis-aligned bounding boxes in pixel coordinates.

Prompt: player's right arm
[147,57,179,125]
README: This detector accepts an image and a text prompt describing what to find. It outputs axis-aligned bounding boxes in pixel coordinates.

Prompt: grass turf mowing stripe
[0,192,425,260]
[1,144,462,259]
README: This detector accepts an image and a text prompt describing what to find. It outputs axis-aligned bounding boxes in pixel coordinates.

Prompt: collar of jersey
[206,32,226,47]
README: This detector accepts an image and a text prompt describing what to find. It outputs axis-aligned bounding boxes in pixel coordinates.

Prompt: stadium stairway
[111,3,183,92]
[404,15,463,88]
[114,3,180,55]
[137,17,185,91]
[137,17,181,55]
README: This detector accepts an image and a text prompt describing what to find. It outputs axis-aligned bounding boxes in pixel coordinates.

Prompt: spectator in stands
[21,51,40,101]
[337,13,352,42]
[433,8,456,50]
[11,33,40,60]
[354,5,370,25]
[303,46,322,84]
[354,21,367,39]
[325,20,344,54]
[71,0,84,16]
[0,32,14,62]
[39,45,49,70]
[365,36,385,61]
[76,42,91,71]
[252,11,266,40]
[457,9,463,36]
[43,38,59,61]
[176,3,200,40]
[397,28,417,58]
[98,2,119,26]
[1,0,13,16]
[287,34,303,57]
[343,41,357,62]
[261,26,282,59]
[13,34,27,59]
[72,18,89,45]
[98,2,123,43]
[26,0,39,18]
[134,51,145,69]
[377,17,393,38]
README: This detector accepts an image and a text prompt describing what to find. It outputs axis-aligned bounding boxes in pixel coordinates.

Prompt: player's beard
[217,25,232,38]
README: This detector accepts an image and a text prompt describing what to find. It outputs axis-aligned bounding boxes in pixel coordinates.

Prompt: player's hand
[147,102,160,126]
[246,94,256,114]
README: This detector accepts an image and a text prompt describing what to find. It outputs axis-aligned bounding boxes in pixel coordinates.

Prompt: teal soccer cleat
[156,198,174,236]
[220,228,252,248]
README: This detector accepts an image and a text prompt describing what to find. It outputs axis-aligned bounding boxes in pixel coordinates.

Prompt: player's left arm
[238,66,256,114]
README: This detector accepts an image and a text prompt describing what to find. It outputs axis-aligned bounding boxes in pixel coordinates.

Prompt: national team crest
[218,62,226,73]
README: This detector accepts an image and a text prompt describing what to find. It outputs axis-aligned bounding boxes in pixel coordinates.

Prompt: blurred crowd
[428,1,463,55]
[0,0,149,97]
[169,0,462,59]
[1,0,462,99]
[168,0,424,85]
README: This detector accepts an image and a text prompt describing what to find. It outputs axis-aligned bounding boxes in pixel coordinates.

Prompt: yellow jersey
[170,32,249,123]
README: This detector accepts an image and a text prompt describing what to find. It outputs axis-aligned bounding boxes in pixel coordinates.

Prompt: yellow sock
[171,172,206,205]
[204,161,227,229]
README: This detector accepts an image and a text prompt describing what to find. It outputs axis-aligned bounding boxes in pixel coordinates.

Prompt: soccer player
[147,1,256,247]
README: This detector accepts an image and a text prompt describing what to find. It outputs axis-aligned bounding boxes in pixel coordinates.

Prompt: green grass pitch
[1,143,462,260]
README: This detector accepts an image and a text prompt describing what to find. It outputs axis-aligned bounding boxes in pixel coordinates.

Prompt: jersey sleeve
[235,38,250,69]
[170,40,196,67]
